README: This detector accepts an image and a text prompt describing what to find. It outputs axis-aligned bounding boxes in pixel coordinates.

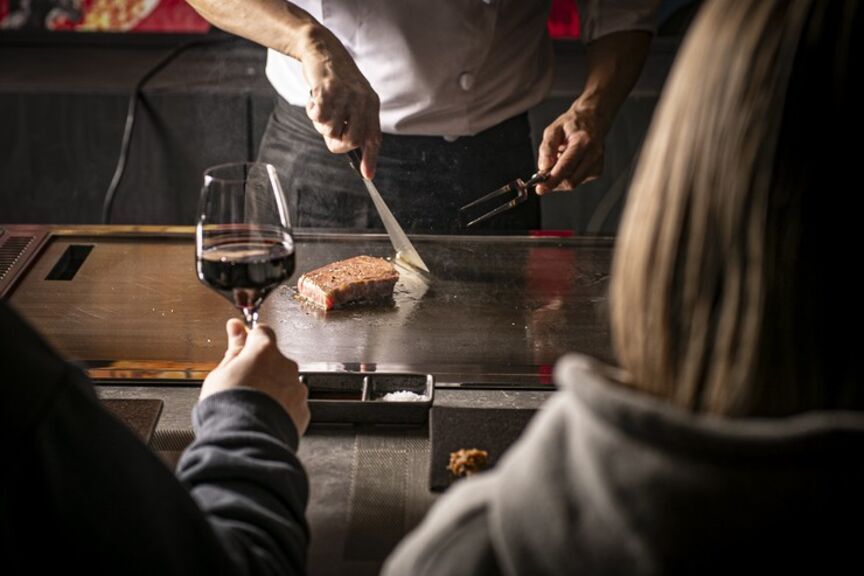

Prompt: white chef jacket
[266,1,658,137]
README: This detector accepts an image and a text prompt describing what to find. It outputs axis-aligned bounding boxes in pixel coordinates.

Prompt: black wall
[0,38,678,232]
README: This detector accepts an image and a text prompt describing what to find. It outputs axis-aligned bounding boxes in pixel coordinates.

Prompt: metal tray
[302,372,434,425]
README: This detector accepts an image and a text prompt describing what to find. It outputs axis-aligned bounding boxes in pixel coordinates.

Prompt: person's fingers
[306,94,325,124]
[228,323,276,369]
[243,323,278,354]
[555,148,603,190]
[310,118,328,137]
[538,124,565,174]
[322,133,353,154]
[538,131,592,195]
[294,405,311,436]
[306,84,341,125]
[218,319,247,368]
[549,131,591,180]
[325,98,354,139]
[344,89,378,151]
[308,97,349,145]
[318,112,356,153]
[552,153,603,192]
[360,131,381,180]
[342,114,367,151]
[307,76,380,158]
[336,117,351,140]
[312,116,350,141]
[319,111,380,160]
[536,125,566,195]
[315,114,352,152]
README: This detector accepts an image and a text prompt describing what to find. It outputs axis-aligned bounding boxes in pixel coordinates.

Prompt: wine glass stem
[242,307,259,329]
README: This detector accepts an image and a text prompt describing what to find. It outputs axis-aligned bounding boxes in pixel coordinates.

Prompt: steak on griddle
[297,255,399,310]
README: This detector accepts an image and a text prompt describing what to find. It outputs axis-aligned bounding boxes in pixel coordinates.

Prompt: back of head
[611,0,863,417]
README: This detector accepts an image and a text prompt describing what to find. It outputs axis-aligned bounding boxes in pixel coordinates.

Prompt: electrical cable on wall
[101,38,232,224]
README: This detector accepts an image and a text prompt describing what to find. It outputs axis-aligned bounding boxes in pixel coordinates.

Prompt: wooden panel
[7,235,228,369]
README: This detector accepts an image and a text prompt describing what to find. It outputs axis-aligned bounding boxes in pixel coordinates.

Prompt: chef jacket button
[482,0,495,4]
[443,136,459,143]
[459,72,475,91]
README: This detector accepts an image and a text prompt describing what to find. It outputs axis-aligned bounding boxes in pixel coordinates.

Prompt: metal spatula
[347,149,430,273]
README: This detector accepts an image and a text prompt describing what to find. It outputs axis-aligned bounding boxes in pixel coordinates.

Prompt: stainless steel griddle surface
[265,233,614,385]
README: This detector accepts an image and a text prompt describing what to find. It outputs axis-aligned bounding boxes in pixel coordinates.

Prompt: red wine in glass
[196,163,293,327]
[198,231,294,325]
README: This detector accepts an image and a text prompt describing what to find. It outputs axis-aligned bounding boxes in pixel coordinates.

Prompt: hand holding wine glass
[201,318,310,435]
[196,162,294,328]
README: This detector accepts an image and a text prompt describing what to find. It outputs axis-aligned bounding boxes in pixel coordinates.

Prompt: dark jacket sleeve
[0,303,308,575]
[176,388,310,575]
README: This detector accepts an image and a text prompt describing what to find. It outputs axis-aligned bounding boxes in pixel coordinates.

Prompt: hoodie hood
[487,354,864,575]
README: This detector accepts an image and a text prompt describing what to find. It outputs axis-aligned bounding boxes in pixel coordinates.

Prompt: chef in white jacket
[188,0,658,231]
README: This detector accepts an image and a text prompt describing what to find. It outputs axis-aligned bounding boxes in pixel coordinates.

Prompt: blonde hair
[611,0,862,416]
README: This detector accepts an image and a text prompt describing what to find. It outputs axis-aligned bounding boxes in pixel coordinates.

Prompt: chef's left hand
[535,101,606,195]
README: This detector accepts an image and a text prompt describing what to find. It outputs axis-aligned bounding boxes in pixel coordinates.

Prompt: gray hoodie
[384,354,864,575]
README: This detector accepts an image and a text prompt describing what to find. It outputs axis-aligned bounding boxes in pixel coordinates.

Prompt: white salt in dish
[380,390,428,402]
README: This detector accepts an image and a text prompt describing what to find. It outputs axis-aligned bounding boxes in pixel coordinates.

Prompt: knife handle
[347,149,363,176]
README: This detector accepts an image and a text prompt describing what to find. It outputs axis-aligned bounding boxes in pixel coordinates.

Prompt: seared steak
[297,255,399,310]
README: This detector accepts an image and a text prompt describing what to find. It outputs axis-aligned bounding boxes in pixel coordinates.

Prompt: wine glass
[196,162,294,328]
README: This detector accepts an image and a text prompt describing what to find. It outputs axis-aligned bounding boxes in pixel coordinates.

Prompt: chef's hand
[201,319,310,435]
[535,30,653,195]
[182,2,380,177]
[301,27,381,180]
[535,102,605,195]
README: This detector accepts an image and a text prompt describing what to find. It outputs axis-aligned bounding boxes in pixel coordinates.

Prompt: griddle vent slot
[46,244,93,281]
[0,235,34,281]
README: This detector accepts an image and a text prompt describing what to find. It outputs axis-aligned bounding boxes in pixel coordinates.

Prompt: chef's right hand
[201,319,310,435]
[300,25,381,180]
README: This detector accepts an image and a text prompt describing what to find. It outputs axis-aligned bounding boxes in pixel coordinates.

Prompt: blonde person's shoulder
[382,475,500,576]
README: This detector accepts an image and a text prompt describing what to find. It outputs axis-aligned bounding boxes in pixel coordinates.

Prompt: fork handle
[525,171,550,187]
